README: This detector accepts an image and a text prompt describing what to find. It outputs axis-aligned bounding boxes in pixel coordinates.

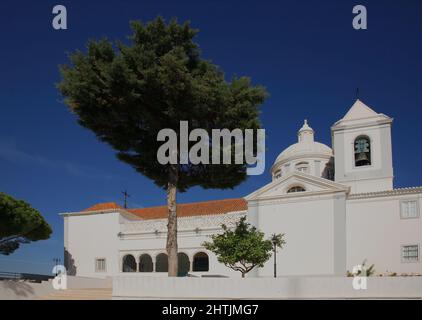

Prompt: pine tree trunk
[166,164,178,277]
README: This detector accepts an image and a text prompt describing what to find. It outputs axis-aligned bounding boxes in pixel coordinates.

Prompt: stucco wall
[66,212,121,278]
[253,193,346,277]
[66,212,244,278]
[333,123,394,193]
[347,194,422,274]
[65,191,422,279]
[118,231,239,277]
[112,276,422,299]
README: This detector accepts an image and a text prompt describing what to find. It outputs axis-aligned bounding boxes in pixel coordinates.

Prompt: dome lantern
[298,119,314,143]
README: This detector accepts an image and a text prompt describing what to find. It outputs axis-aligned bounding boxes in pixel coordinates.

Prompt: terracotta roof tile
[83,202,123,212]
[127,198,247,220]
[82,198,247,220]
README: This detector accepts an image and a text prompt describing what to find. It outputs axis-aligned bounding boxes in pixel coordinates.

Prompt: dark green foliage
[58,17,267,276]
[0,192,52,255]
[203,217,285,277]
[57,17,267,192]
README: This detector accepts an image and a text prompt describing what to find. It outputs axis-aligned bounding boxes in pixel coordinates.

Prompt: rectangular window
[400,200,419,219]
[95,258,106,272]
[401,245,419,263]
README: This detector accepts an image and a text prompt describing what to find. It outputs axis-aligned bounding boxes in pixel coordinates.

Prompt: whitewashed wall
[64,192,422,279]
[347,194,422,274]
[333,123,394,193]
[66,212,121,278]
[251,193,347,277]
[66,212,245,278]
[118,213,244,277]
[112,276,422,299]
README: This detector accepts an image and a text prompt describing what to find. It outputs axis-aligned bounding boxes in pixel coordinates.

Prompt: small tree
[0,192,52,255]
[203,217,285,278]
[58,17,267,276]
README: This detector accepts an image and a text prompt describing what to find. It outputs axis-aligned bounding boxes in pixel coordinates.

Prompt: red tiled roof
[83,202,123,212]
[82,198,247,219]
[129,198,247,220]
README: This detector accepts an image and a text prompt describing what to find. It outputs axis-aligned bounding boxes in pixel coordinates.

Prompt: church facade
[61,100,422,278]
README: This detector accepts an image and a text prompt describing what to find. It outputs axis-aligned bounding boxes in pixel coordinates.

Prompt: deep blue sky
[1,0,421,274]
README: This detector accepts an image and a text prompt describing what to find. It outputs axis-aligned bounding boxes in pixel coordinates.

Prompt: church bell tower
[331,99,394,193]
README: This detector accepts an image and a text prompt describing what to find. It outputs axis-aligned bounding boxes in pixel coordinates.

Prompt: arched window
[122,254,136,272]
[287,186,306,193]
[139,254,153,272]
[178,253,190,276]
[193,252,209,272]
[155,253,168,272]
[295,162,309,173]
[273,170,282,180]
[354,135,371,167]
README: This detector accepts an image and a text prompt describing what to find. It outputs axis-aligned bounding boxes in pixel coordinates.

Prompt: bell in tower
[332,99,394,192]
[354,136,371,167]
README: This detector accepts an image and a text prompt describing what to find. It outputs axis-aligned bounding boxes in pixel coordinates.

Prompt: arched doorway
[122,254,136,272]
[178,253,190,277]
[155,253,168,272]
[139,254,153,272]
[193,252,209,272]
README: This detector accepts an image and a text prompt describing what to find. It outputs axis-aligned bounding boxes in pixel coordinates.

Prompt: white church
[61,99,422,278]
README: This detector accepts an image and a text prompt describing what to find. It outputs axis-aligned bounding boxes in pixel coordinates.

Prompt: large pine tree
[58,17,267,276]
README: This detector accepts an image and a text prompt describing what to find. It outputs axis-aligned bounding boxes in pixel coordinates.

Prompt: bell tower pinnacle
[331,99,394,193]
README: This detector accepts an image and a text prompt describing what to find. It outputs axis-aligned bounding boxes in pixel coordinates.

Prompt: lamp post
[271,234,278,278]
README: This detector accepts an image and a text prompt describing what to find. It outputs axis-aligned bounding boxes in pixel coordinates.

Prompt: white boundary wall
[113,276,422,299]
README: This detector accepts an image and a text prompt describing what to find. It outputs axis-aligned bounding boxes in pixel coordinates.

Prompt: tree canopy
[203,216,285,277]
[0,192,52,255]
[57,17,267,276]
[58,17,267,192]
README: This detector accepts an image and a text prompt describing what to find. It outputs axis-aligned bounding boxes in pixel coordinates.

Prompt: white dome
[274,141,332,164]
[272,120,333,169]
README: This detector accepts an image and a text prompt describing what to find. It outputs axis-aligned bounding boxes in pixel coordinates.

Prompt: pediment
[245,172,350,201]
[342,99,379,121]
[332,99,392,129]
